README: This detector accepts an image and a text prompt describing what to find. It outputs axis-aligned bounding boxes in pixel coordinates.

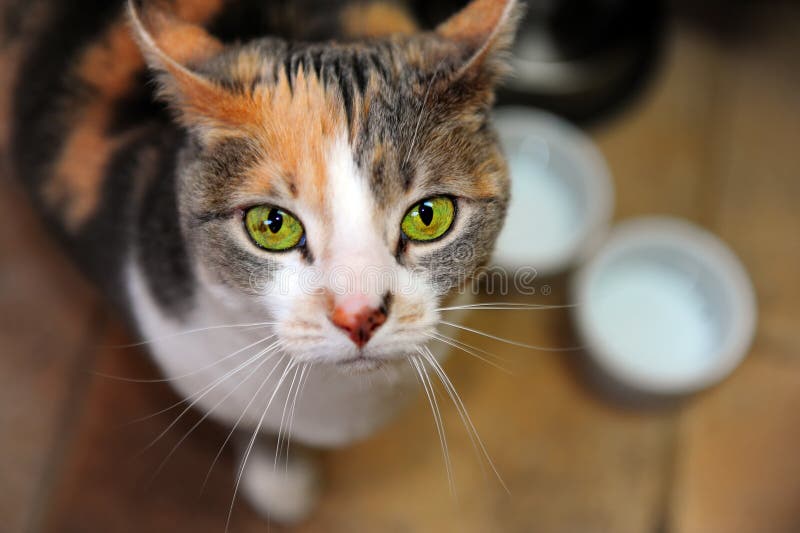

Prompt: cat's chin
[335,355,386,374]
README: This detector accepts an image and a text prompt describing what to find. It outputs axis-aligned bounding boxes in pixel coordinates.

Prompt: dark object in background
[414,0,666,125]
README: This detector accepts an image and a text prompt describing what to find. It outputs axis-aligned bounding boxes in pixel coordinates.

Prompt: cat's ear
[127,0,252,137]
[435,0,522,83]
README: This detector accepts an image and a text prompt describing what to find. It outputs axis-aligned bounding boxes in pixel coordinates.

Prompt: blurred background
[2,1,799,532]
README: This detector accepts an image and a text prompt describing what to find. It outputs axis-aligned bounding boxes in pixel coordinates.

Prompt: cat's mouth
[336,355,385,373]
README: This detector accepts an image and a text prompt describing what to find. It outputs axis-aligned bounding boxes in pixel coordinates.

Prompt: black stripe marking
[336,57,355,131]
[352,52,369,95]
[310,48,324,79]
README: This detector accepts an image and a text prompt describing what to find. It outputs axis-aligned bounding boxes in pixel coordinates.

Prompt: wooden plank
[593,27,722,223]
[0,177,98,533]
[672,356,800,533]
[671,7,800,533]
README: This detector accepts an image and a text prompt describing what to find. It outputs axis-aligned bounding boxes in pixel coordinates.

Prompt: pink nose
[330,297,388,348]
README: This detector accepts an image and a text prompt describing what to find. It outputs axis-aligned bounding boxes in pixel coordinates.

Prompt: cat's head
[130,0,521,372]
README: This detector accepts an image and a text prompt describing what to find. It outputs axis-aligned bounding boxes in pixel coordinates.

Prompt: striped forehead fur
[182,35,507,213]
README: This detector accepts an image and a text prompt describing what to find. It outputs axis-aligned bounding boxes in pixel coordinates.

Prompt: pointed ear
[127,0,252,135]
[436,0,522,82]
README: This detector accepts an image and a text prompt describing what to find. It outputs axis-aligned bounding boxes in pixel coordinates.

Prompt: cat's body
[2,0,519,522]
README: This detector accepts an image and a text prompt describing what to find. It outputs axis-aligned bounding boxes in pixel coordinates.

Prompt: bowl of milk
[492,108,757,396]
[571,217,757,395]
[492,107,613,276]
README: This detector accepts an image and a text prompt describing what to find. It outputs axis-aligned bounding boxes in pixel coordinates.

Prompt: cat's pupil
[419,202,434,226]
[266,209,283,234]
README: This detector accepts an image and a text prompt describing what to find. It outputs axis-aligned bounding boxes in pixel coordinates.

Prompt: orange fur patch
[474,153,508,198]
[131,2,263,135]
[142,7,224,65]
[435,0,519,80]
[229,48,269,83]
[437,0,512,44]
[45,0,226,232]
[341,2,417,38]
[45,107,125,232]
[241,68,351,214]
[78,22,144,99]
[164,68,258,135]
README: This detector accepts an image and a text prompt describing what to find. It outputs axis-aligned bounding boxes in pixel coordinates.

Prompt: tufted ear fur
[436,0,522,83]
[127,0,255,137]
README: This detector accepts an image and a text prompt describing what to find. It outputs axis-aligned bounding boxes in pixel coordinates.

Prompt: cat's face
[131,0,520,372]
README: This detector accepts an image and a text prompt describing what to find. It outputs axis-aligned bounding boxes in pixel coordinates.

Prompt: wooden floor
[3,7,800,533]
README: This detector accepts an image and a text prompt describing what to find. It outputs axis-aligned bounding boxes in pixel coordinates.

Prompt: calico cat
[2,0,520,523]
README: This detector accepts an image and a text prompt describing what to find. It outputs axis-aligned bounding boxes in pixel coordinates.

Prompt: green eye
[245,205,305,251]
[401,197,455,242]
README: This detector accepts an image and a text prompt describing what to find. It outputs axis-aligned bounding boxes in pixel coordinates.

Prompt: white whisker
[149,348,277,483]
[437,302,580,312]
[410,354,455,496]
[201,353,288,493]
[274,364,301,470]
[429,331,512,374]
[138,341,281,456]
[421,347,509,494]
[97,335,276,384]
[284,364,311,472]
[102,321,276,349]
[440,320,584,352]
[226,359,296,533]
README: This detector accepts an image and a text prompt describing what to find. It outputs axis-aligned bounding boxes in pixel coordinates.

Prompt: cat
[2,0,520,523]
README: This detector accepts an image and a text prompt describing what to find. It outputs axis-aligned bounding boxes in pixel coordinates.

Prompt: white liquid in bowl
[496,143,581,262]
[586,259,715,384]
[492,108,613,275]
[573,217,757,395]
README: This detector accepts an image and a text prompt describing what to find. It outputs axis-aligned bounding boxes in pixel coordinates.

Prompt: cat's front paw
[237,438,320,525]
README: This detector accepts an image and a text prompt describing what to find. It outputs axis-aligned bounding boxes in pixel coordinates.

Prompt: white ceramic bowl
[492,107,614,276]
[572,217,757,395]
